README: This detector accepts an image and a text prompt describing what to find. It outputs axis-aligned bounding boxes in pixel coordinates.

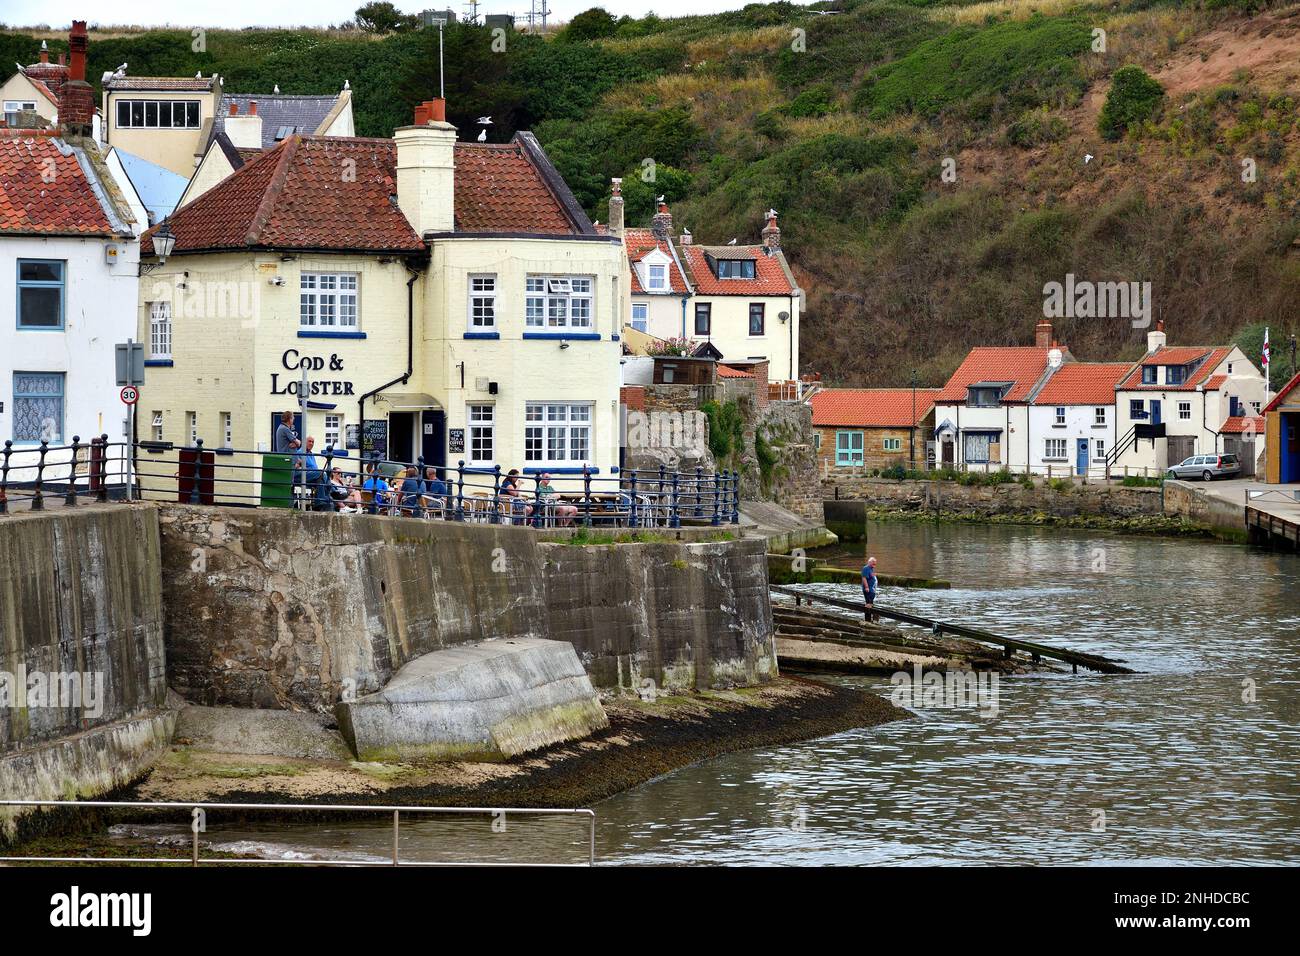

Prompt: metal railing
[0,434,123,513]
[0,799,596,866]
[0,437,743,529]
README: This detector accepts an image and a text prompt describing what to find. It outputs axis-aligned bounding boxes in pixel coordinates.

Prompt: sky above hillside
[5,0,813,29]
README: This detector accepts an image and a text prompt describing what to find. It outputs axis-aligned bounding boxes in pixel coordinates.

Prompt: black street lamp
[139,219,176,276]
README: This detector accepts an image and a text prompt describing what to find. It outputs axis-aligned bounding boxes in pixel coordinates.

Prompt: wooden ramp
[770,584,1133,675]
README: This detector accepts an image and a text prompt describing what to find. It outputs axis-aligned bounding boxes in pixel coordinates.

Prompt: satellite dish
[1048,347,1063,368]
[778,311,790,324]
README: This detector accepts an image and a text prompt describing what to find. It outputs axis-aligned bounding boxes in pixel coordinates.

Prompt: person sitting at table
[422,466,448,518]
[360,464,389,515]
[398,466,425,518]
[537,472,578,527]
[499,468,533,523]
[331,467,362,512]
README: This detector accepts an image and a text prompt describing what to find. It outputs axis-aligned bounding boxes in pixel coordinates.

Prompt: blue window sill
[521,467,602,475]
[522,332,601,341]
[463,331,500,340]
[16,325,64,331]
[610,334,620,341]
[145,359,173,367]
[298,330,366,339]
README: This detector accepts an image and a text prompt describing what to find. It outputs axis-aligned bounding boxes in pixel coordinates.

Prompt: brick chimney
[607,178,624,238]
[651,200,672,241]
[395,98,456,237]
[58,21,95,139]
[761,208,780,251]
[1034,318,1053,349]
[679,227,692,246]
[225,99,263,150]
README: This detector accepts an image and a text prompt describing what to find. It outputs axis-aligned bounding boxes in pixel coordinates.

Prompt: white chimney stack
[395,98,456,237]
[1147,318,1167,354]
[225,99,263,150]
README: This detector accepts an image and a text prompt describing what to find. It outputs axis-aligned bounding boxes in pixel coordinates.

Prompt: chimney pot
[229,102,238,116]
[39,41,49,64]
[249,101,257,116]
[607,178,624,238]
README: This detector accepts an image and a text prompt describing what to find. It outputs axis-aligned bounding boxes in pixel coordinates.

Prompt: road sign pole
[126,401,134,502]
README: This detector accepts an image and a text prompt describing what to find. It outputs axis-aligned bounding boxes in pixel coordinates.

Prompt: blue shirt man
[862,556,878,622]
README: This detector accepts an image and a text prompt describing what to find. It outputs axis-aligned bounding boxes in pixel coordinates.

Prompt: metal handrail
[0,799,597,867]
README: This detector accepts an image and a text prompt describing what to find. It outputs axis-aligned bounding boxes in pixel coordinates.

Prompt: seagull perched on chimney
[342,79,350,90]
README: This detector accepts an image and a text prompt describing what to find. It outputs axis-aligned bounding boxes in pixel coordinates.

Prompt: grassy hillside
[6,0,1299,389]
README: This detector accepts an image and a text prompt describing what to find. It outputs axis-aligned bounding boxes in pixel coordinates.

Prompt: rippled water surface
[107,522,1299,865]
[594,521,1300,865]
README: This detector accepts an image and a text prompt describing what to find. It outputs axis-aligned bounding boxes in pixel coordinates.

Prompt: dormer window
[647,263,666,291]
[1166,365,1186,385]
[716,259,756,279]
[1142,366,1157,384]
[967,385,1004,408]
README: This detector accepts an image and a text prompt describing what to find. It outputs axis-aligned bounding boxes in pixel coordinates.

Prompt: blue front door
[1150,400,1162,425]
[1076,439,1090,476]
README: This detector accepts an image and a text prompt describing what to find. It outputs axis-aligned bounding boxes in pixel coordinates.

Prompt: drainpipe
[680,295,687,340]
[788,292,795,382]
[358,262,421,460]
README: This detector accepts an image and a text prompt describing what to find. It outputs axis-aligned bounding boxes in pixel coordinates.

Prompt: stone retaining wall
[820,476,1163,518]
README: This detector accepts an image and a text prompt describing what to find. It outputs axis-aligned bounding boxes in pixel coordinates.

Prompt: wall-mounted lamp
[559,342,571,350]
[139,220,176,276]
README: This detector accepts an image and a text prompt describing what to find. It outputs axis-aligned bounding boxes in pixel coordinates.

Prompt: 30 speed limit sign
[120,386,139,405]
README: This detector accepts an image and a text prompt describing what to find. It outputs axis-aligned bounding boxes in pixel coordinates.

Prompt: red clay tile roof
[1264,372,1300,412]
[812,388,939,427]
[17,67,62,106]
[936,347,1059,403]
[143,136,422,254]
[717,364,754,379]
[1119,346,1231,390]
[1032,362,1132,405]
[1219,415,1265,434]
[453,141,578,234]
[679,244,795,296]
[625,228,689,293]
[145,133,588,254]
[0,132,119,237]
[1203,374,1227,390]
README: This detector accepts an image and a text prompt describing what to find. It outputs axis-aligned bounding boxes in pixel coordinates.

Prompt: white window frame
[468,274,497,330]
[1054,406,1066,426]
[324,413,342,450]
[1045,438,1067,460]
[152,411,164,443]
[883,437,902,452]
[114,98,201,129]
[631,302,649,333]
[1178,401,1192,420]
[300,272,359,329]
[187,411,198,445]
[525,275,593,330]
[3,99,37,124]
[1094,438,1106,460]
[1094,406,1106,426]
[149,300,172,359]
[222,411,233,449]
[524,402,593,467]
[647,263,667,291]
[467,404,495,465]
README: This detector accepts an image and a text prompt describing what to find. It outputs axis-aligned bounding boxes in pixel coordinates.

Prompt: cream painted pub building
[137,99,626,481]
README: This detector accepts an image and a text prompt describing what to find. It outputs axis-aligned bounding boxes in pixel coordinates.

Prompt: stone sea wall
[820,476,1164,518]
[157,505,776,712]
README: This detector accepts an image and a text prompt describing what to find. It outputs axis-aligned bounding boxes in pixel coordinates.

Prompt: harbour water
[106,521,1300,865]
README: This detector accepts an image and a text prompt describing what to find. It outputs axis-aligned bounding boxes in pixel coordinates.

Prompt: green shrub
[701,400,746,461]
[1098,65,1165,140]
[1007,106,1069,148]
[782,84,836,118]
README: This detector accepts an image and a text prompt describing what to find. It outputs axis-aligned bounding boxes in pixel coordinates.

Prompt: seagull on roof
[195,71,202,78]
[477,128,487,142]
[343,79,350,90]
[273,84,280,94]
[115,63,128,75]
[727,238,737,245]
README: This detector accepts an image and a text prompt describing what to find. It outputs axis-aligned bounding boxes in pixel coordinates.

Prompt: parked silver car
[1167,454,1241,481]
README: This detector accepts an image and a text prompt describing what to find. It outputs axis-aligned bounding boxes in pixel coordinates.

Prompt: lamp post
[139,220,176,276]
[909,369,918,466]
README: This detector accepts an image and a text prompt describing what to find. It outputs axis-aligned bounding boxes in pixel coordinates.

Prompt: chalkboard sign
[448,428,465,454]
[345,424,361,449]
[362,419,388,457]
